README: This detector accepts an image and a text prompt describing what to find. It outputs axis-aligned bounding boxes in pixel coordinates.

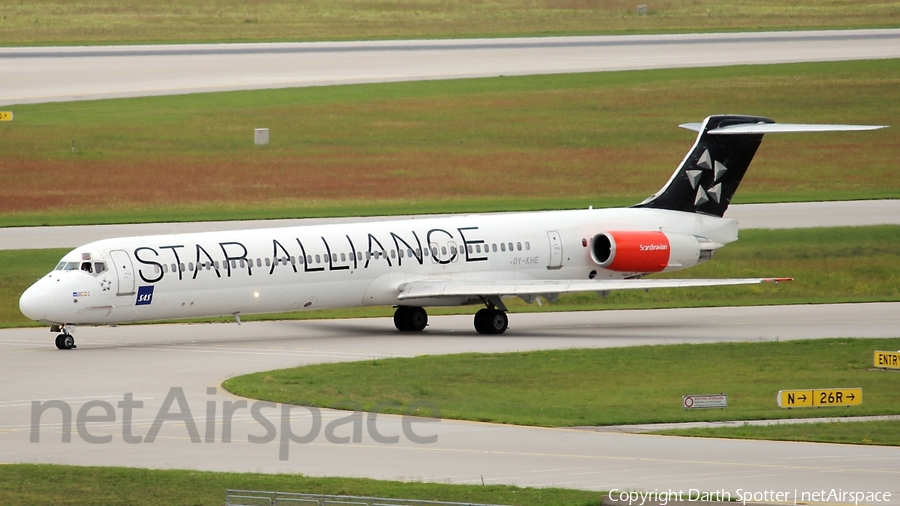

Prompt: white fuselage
[19,207,736,326]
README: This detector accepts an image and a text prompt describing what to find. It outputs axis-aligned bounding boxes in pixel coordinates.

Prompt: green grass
[4,225,900,328]
[655,419,900,446]
[2,59,898,227]
[1,0,898,46]
[223,337,900,427]
[0,464,602,506]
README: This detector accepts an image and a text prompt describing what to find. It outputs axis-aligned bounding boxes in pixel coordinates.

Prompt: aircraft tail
[633,114,886,217]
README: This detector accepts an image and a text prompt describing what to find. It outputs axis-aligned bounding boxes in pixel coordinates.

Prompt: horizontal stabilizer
[397,277,792,300]
[678,122,886,134]
[708,123,887,134]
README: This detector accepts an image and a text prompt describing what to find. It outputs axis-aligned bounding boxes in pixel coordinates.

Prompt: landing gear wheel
[55,334,76,350]
[474,309,508,335]
[393,306,428,332]
[474,309,490,334]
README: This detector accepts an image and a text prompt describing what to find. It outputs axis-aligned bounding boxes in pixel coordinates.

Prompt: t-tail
[634,114,887,217]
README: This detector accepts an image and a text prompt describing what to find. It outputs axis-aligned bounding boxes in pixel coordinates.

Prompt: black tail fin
[634,114,774,217]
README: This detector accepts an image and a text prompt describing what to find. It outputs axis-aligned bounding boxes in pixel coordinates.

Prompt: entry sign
[874,350,900,370]
[778,388,862,408]
[682,394,727,409]
[0,111,12,122]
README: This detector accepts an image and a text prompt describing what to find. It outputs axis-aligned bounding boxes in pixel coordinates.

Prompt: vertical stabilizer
[634,114,772,217]
[634,115,886,217]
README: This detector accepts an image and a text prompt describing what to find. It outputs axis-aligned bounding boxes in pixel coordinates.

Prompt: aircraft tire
[474,309,490,334]
[487,310,509,335]
[55,334,76,349]
[407,307,428,331]
[393,307,411,331]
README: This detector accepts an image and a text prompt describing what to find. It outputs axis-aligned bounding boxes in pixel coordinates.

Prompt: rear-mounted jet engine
[590,231,719,273]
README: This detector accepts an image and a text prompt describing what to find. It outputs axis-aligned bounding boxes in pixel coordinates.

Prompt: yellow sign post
[0,111,13,122]
[777,388,861,408]
[874,350,900,370]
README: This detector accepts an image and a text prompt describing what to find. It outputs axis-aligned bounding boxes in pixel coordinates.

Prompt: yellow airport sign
[874,350,900,369]
[0,111,13,122]
[778,389,813,407]
[778,388,862,408]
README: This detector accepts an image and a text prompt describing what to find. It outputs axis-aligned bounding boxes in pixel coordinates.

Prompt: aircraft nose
[19,283,49,321]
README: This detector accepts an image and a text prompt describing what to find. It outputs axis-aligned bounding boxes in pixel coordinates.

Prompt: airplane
[18,114,886,350]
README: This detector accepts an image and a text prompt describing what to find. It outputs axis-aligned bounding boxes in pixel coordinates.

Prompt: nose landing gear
[51,325,76,350]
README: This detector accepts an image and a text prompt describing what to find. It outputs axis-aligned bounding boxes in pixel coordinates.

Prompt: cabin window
[516,242,522,251]
[265,258,270,267]
[525,242,530,251]
[398,250,404,258]
[390,250,396,259]
[492,244,498,252]
[441,246,447,256]
[476,244,482,253]
[315,254,321,263]
[467,245,473,254]
[290,256,296,265]
[330,254,336,263]
[339,253,345,262]
[179,263,185,272]
[187,262,193,271]
[500,243,506,252]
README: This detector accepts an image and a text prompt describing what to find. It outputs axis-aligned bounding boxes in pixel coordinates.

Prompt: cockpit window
[81,262,93,273]
[64,262,80,271]
[55,262,66,271]
[94,262,107,274]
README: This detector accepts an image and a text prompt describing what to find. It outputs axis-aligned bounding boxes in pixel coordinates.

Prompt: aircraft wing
[396,277,791,300]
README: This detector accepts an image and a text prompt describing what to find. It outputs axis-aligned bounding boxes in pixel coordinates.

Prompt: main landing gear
[473,308,508,335]
[51,325,76,350]
[392,299,509,335]
[393,306,429,332]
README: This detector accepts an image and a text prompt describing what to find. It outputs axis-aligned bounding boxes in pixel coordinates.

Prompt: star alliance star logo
[686,148,728,206]
[100,279,112,292]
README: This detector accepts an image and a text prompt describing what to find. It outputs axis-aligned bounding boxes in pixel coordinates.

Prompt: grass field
[655,419,900,446]
[222,337,900,428]
[3,225,900,328]
[0,464,602,506]
[2,1,898,46]
[1,59,898,227]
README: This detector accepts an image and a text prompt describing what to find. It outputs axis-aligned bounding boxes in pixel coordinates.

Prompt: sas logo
[136,286,155,306]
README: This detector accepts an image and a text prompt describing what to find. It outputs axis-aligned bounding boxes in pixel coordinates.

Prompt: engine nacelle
[590,231,716,273]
